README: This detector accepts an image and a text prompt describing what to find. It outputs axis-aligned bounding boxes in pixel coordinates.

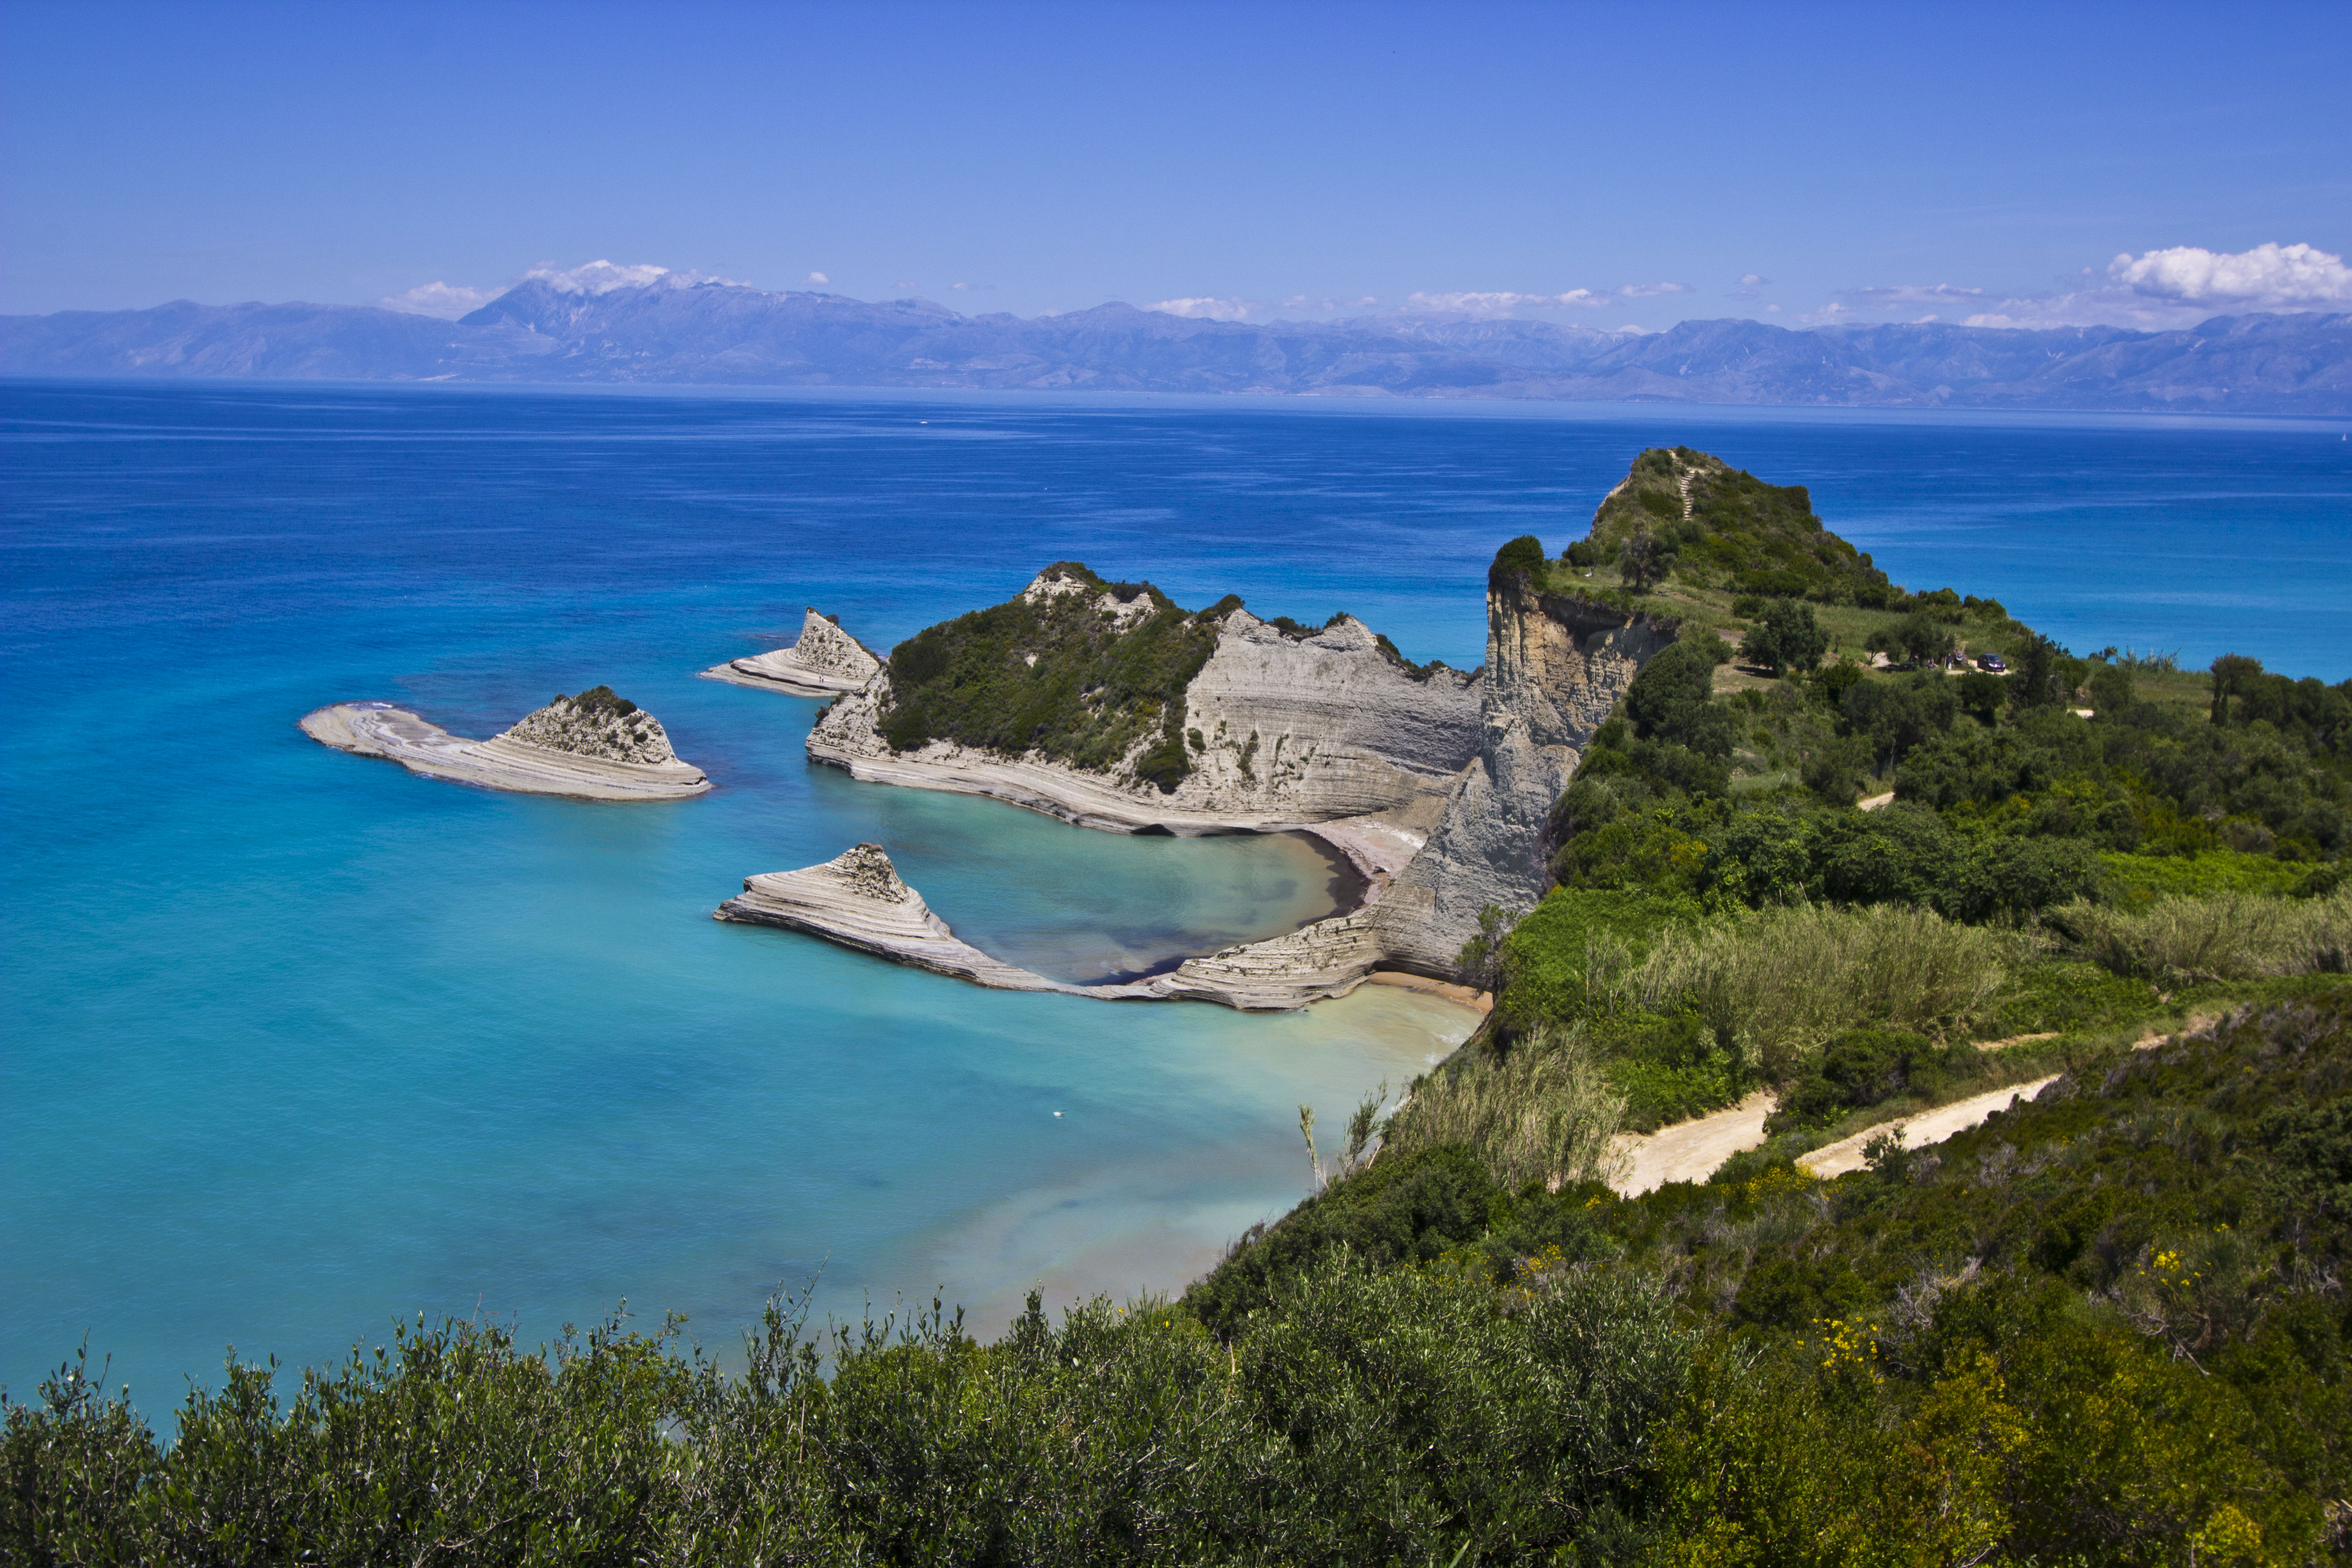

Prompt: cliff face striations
[1373,571,1679,974]
[301,686,710,801]
[1172,610,1481,821]
[702,608,882,697]
[806,568,1479,833]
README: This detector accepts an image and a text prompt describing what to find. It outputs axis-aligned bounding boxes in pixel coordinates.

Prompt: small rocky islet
[300,685,711,800]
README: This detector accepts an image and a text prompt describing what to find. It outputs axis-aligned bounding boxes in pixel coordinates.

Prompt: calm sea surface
[4,381,2347,1403]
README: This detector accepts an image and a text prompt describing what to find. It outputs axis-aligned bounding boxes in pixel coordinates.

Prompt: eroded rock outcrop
[806,570,1480,833]
[778,558,1679,993]
[1373,572,1678,974]
[715,842,1377,1009]
[500,686,683,764]
[300,687,710,801]
[702,608,882,696]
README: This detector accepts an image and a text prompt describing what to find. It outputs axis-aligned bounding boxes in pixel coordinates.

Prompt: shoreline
[1362,970,1491,1014]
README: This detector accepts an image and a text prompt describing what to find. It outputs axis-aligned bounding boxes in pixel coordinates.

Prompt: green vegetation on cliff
[877,563,1235,793]
[1560,446,1891,606]
[1479,445,2352,1132]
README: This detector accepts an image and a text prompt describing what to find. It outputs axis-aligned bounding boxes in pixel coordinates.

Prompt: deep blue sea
[4,380,2347,1409]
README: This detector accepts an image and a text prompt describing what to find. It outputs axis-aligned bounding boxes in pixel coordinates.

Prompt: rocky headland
[301,686,711,801]
[728,553,1680,1002]
[701,608,882,697]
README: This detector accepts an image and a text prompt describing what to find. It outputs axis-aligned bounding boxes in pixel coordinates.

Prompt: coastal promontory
[719,551,1685,998]
[301,686,711,800]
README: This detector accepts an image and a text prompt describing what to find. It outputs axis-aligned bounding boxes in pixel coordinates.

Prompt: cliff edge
[1373,565,1679,974]
[806,565,1481,832]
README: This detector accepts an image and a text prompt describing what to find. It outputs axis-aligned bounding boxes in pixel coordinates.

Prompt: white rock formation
[702,608,882,696]
[1168,610,1481,819]
[775,564,1677,997]
[1375,575,1679,974]
[715,842,1380,1010]
[805,582,1480,833]
[300,694,711,801]
[502,688,684,765]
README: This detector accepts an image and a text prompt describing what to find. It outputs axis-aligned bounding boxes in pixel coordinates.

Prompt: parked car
[1978,653,2008,673]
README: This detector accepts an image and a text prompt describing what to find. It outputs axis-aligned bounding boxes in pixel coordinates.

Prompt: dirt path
[1794,1015,2220,1179]
[1609,1093,1774,1196]
[1608,1014,2225,1193]
[1797,1077,2061,1178]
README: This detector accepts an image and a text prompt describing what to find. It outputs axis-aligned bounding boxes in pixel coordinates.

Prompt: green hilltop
[876,562,1235,793]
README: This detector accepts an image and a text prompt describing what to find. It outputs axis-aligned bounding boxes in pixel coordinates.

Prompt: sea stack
[300,685,712,800]
[702,608,882,696]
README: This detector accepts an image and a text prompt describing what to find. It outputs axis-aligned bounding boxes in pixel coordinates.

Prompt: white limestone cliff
[1374,576,1679,974]
[771,565,1676,998]
[716,842,1386,1011]
[806,578,1480,832]
[702,608,882,696]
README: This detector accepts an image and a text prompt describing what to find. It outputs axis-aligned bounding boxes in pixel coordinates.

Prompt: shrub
[1737,599,1828,676]
[1383,1024,1629,1191]
[1769,1026,1943,1132]
[1491,534,1548,583]
[2046,890,2352,985]
[1622,905,2010,1080]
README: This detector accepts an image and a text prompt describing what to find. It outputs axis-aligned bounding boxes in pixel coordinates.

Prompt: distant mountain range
[5,277,2349,413]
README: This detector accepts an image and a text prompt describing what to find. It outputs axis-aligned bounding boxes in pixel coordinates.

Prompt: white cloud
[1842,283,1987,309]
[1740,273,1770,286]
[1616,281,1690,298]
[379,281,496,319]
[1401,289,1604,316]
[524,260,672,295]
[1281,294,1380,313]
[516,260,745,298]
[893,280,917,289]
[1942,242,2352,330]
[1614,323,1651,335]
[2109,241,2352,308]
[805,271,829,285]
[1147,296,1260,321]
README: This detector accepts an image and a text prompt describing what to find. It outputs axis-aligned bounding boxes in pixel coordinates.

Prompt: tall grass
[1613,905,2012,1078]
[1385,1025,1627,1190]
[2050,891,2352,985]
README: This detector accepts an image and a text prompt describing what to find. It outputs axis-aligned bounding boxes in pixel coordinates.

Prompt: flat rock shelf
[299,703,712,801]
[715,843,1385,1011]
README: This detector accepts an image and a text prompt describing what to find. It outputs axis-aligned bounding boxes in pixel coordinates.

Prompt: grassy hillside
[1466,448,2352,1124]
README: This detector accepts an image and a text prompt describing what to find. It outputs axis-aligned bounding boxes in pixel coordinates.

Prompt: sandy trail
[1609,1015,2223,1193]
[1797,1077,2061,1178]
[1609,1094,1775,1196]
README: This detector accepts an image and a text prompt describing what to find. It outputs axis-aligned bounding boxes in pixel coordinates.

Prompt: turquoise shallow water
[3,382,2347,1405]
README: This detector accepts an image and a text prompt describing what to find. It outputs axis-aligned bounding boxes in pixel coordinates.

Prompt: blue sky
[3,0,2347,331]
